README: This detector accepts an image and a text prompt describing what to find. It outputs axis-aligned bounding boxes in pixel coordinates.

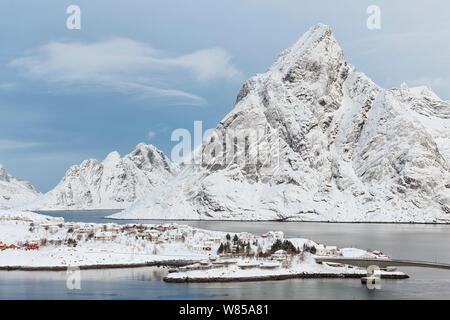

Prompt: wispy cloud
[0,139,44,151]
[147,130,156,140]
[9,38,241,106]
[0,82,17,91]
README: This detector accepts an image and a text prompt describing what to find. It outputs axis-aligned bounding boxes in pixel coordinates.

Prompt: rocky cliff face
[27,143,179,210]
[110,24,450,222]
[0,164,41,209]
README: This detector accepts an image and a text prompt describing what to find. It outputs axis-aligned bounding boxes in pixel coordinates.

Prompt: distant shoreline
[106,219,450,225]
[31,210,450,225]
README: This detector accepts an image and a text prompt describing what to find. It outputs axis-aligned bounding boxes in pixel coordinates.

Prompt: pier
[314,257,450,270]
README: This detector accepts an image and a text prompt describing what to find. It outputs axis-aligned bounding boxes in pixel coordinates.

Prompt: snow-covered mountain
[110,24,450,223]
[27,143,179,210]
[0,164,41,209]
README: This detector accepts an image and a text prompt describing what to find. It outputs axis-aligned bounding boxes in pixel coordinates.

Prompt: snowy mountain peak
[26,143,180,210]
[236,23,349,112]
[0,164,41,209]
[128,143,178,175]
[391,83,449,119]
[135,142,150,150]
[102,151,121,168]
[110,24,450,223]
[268,23,346,79]
[398,83,442,102]
[0,164,9,182]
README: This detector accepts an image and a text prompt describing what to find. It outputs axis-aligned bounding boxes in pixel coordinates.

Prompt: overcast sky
[1,0,449,191]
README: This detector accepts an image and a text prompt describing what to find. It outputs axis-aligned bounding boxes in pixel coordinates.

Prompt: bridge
[314,257,450,270]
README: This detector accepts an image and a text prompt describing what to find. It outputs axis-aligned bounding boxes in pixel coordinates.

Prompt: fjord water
[1,210,449,299]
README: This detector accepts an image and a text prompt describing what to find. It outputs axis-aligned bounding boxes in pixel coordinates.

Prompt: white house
[78,225,94,233]
[106,224,121,233]
[193,245,205,253]
[94,232,115,241]
[315,245,341,256]
[169,233,184,241]
[141,230,161,241]
[264,231,284,240]
[65,222,79,230]
[271,250,288,261]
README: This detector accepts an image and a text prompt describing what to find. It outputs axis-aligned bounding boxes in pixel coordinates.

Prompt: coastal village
[0,210,406,282]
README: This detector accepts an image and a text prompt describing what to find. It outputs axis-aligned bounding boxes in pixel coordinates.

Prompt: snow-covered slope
[27,143,179,210]
[0,164,41,209]
[110,24,450,223]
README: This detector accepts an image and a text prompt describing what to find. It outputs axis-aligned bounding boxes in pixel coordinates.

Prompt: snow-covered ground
[0,210,407,283]
[0,210,209,268]
[165,254,406,283]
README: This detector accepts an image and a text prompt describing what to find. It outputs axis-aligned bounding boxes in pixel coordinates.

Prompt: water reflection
[1,210,445,299]
[1,267,450,299]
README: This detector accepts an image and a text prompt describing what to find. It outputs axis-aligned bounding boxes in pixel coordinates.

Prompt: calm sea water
[0,210,449,300]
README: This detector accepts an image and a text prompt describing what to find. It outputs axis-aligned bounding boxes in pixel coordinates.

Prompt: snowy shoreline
[0,260,195,272]
[164,272,408,283]
[31,209,450,224]
[0,210,409,283]
[106,218,450,225]
[34,210,450,224]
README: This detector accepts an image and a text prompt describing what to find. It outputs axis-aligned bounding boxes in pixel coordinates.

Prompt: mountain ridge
[0,164,41,209]
[25,143,179,210]
[110,24,450,222]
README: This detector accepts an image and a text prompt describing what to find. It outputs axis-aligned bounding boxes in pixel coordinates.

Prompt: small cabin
[264,231,284,240]
[271,249,288,261]
[315,245,341,256]
[78,225,95,234]
[65,222,80,230]
[94,232,115,241]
